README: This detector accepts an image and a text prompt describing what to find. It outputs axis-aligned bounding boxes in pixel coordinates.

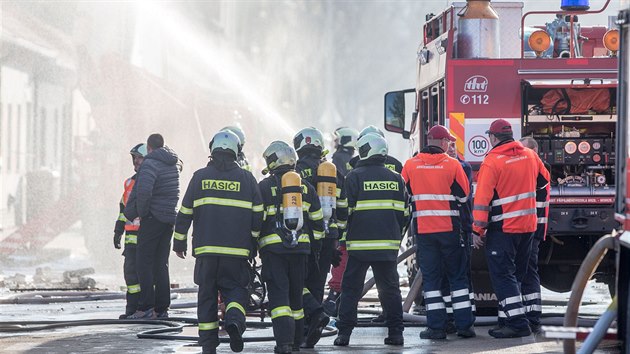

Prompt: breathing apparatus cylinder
[281,171,304,247]
[317,161,337,232]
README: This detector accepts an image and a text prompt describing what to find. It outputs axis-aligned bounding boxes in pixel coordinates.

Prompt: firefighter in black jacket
[258,141,326,354]
[334,133,408,347]
[113,143,146,318]
[292,127,348,348]
[173,131,263,354]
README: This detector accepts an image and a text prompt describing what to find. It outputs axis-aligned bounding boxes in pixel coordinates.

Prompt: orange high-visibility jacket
[122,177,140,232]
[402,149,471,234]
[473,141,551,236]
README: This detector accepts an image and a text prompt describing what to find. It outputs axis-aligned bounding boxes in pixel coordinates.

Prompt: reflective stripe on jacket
[473,140,551,235]
[258,172,325,255]
[402,147,470,234]
[173,160,263,258]
[344,159,408,262]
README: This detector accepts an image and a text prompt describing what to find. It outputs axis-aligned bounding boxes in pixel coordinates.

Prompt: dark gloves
[114,233,122,249]
[331,248,343,267]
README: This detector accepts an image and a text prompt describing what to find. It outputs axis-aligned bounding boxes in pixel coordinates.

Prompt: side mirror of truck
[384,89,415,139]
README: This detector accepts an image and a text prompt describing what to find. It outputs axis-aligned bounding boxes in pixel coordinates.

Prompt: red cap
[427,125,456,142]
[486,119,513,134]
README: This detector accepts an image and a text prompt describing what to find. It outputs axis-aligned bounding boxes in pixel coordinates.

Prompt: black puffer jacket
[124,146,180,224]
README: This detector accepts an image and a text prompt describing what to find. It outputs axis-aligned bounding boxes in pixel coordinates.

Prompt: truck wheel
[539,265,578,293]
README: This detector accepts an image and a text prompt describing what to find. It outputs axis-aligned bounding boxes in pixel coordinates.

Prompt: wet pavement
[0,227,620,353]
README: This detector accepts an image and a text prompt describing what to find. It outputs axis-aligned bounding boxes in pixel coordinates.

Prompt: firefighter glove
[114,233,122,249]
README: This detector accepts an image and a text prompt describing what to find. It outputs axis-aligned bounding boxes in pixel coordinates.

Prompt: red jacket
[473,140,550,236]
[402,148,470,234]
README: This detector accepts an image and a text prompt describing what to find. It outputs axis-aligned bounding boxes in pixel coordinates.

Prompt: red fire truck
[384,0,620,312]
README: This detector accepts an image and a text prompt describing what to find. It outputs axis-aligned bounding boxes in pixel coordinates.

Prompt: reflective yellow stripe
[336,199,348,208]
[258,233,310,248]
[346,239,400,251]
[199,321,219,331]
[309,209,323,221]
[313,230,325,240]
[127,284,141,294]
[355,200,406,211]
[226,302,246,315]
[271,306,292,319]
[292,309,304,320]
[253,204,264,212]
[125,234,138,244]
[251,230,260,238]
[336,188,342,198]
[173,232,187,241]
[179,205,193,215]
[302,201,311,210]
[194,246,250,257]
[118,213,127,222]
[193,197,253,210]
[303,288,311,295]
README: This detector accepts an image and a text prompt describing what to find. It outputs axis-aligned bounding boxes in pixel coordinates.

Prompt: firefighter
[292,127,347,348]
[324,127,358,316]
[344,125,403,323]
[172,130,263,354]
[258,141,325,354]
[472,119,550,339]
[348,125,403,173]
[333,133,408,347]
[113,143,147,318]
[439,139,475,332]
[518,136,551,334]
[402,125,475,340]
[331,127,358,176]
[220,126,251,171]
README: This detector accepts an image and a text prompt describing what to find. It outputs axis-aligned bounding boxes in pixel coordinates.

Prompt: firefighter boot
[126,308,156,320]
[420,328,447,340]
[274,344,292,354]
[488,326,531,338]
[302,311,329,348]
[457,327,476,338]
[226,323,244,352]
[384,335,404,346]
[333,334,350,346]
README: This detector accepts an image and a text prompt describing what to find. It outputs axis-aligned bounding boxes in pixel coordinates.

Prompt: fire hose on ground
[563,234,618,354]
[0,242,606,344]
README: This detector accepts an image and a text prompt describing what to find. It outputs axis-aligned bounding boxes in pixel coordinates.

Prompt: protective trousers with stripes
[194,256,249,351]
[337,256,404,336]
[440,232,476,321]
[485,231,532,331]
[122,244,140,316]
[519,226,544,327]
[261,253,307,347]
[417,232,474,331]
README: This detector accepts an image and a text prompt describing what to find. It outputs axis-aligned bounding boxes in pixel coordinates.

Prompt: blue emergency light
[561,0,590,11]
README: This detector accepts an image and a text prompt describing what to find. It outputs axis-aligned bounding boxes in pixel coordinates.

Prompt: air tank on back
[457,0,500,58]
